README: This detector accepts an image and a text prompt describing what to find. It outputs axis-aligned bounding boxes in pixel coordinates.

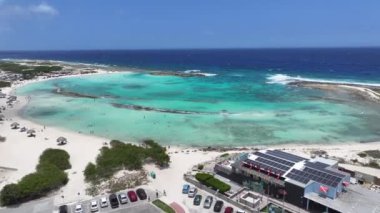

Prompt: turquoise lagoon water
[16,71,380,146]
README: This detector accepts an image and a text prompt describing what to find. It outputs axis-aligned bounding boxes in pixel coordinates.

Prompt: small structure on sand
[57,137,68,145]
[10,122,19,129]
[27,129,36,137]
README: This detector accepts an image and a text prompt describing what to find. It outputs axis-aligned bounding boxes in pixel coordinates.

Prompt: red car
[224,206,233,213]
[127,190,138,202]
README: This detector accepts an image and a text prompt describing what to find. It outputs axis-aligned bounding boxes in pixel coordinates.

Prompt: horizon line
[1,46,380,52]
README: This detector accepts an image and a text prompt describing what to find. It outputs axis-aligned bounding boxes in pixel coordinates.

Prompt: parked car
[90,200,98,212]
[224,206,234,213]
[118,193,128,204]
[74,204,83,213]
[109,194,119,208]
[203,196,213,209]
[136,188,147,200]
[100,197,108,208]
[193,194,202,206]
[127,190,138,202]
[58,205,68,213]
[213,200,224,212]
[188,187,197,198]
[182,184,190,194]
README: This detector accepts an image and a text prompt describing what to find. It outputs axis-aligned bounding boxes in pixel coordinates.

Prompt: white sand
[1,72,380,210]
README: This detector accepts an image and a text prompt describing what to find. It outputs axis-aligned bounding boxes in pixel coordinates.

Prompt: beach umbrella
[27,129,36,137]
[10,122,19,129]
[57,136,67,145]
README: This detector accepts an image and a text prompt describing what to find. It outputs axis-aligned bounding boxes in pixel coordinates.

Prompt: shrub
[197,164,204,170]
[195,173,213,182]
[363,150,380,159]
[39,149,71,170]
[84,163,97,183]
[0,149,70,206]
[205,177,231,193]
[357,152,367,158]
[0,184,21,206]
[153,199,175,213]
[0,81,11,88]
[366,160,380,169]
[195,173,231,193]
[220,153,229,158]
[84,139,170,184]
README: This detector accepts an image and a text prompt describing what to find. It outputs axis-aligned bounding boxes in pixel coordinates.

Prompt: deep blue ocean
[2,48,380,145]
[1,48,380,82]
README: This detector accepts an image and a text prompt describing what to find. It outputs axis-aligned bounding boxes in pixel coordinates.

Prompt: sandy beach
[1,70,380,210]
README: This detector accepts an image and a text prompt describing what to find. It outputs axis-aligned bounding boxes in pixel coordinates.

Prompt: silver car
[203,196,213,209]
[100,197,108,208]
[188,187,197,198]
[90,200,98,212]
[74,204,83,213]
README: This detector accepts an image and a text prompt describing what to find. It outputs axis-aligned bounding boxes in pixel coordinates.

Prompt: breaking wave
[183,69,217,77]
[267,74,380,87]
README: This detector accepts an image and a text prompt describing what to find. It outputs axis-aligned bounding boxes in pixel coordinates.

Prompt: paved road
[0,188,161,213]
[0,197,54,213]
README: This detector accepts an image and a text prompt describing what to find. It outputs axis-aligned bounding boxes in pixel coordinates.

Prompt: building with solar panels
[224,149,352,212]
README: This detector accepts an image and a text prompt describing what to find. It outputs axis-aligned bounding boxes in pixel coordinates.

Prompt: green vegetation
[152,199,175,213]
[195,172,231,193]
[220,153,229,158]
[197,164,204,170]
[0,81,11,88]
[84,139,170,184]
[364,160,380,169]
[38,149,71,170]
[359,150,380,159]
[0,62,62,79]
[0,149,70,206]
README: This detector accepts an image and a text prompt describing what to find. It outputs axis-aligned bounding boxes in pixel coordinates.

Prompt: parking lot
[57,187,160,213]
[181,184,244,213]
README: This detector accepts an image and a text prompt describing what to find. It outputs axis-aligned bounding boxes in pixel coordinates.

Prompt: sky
[0,0,379,50]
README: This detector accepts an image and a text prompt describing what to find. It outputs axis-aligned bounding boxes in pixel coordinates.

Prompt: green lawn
[152,199,175,213]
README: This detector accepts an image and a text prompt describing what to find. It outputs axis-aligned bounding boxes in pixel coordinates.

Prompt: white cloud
[30,3,58,16]
[0,2,58,17]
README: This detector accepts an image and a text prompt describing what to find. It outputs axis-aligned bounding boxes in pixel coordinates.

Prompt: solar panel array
[241,149,347,187]
[305,161,329,170]
[286,169,310,184]
[254,152,295,167]
[266,150,307,162]
[243,158,285,175]
[256,157,289,174]
[286,166,344,187]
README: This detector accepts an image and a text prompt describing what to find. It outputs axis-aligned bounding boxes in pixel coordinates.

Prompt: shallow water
[16,71,380,146]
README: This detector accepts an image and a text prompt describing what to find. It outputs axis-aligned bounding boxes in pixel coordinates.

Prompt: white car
[90,200,98,212]
[188,187,197,198]
[74,204,83,213]
[100,196,108,208]
[118,193,128,204]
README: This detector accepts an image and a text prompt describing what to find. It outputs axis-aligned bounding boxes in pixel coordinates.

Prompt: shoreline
[1,60,380,210]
